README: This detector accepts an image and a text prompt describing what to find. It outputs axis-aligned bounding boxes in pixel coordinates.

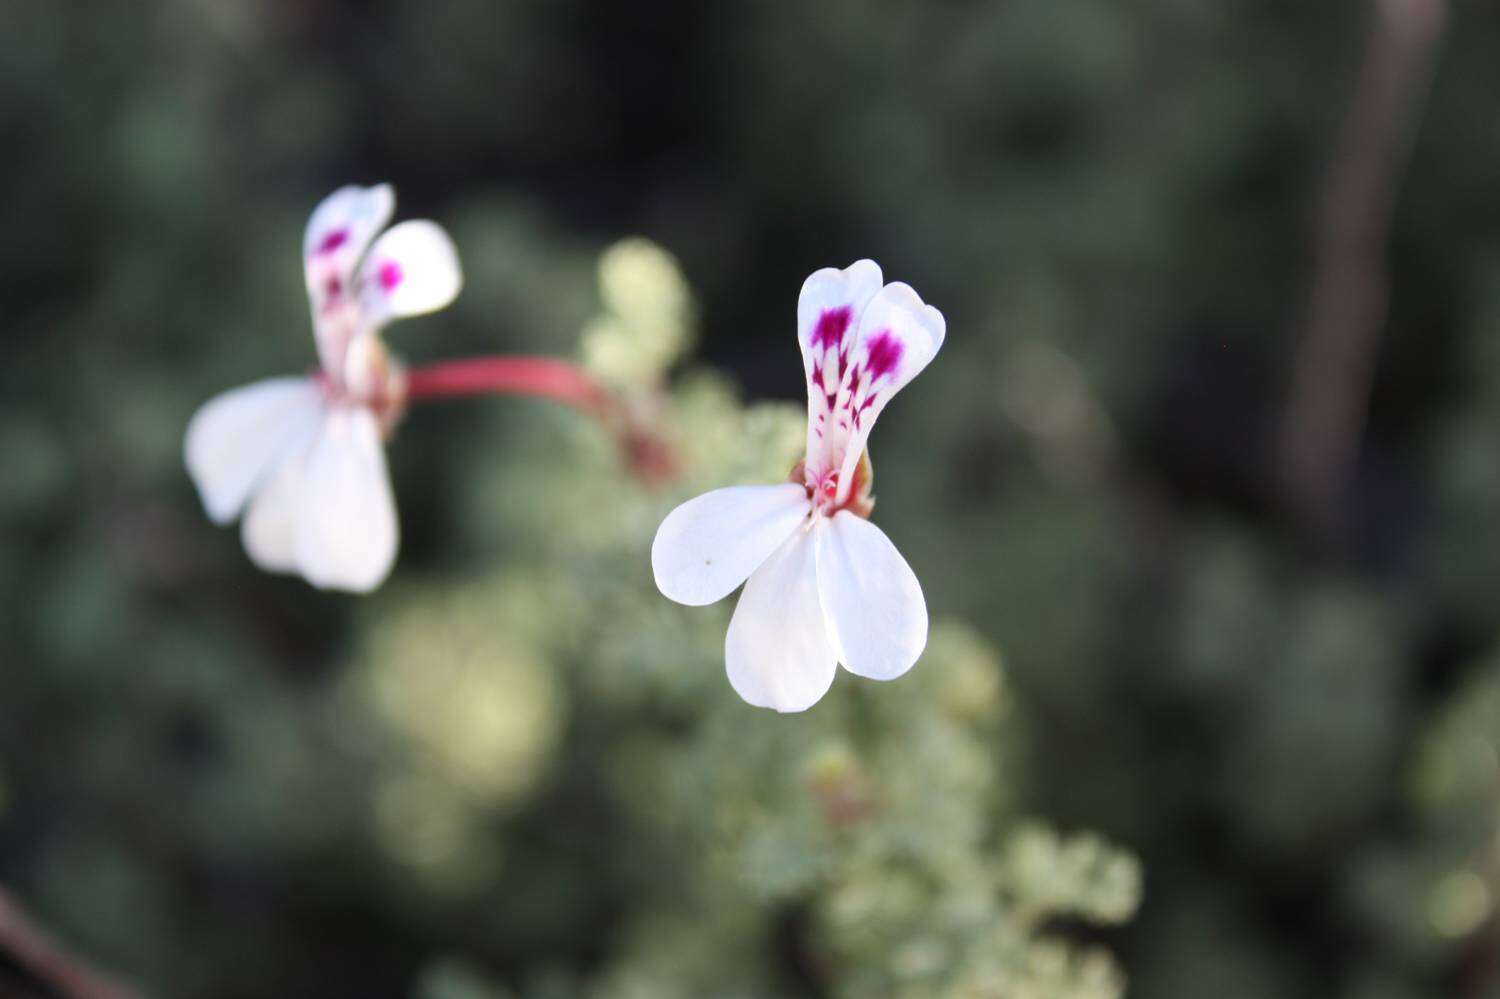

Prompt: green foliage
[372,249,1138,997]
[9,2,1500,997]
[2,227,1140,996]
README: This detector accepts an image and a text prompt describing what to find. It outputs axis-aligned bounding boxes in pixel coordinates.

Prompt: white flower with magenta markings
[185,184,461,592]
[652,260,944,712]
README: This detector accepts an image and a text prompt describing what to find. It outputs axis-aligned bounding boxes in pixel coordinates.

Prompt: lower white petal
[294,407,399,593]
[241,434,317,573]
[816,512,928,681]
[652,483,812,606]
[184,377,324,524]
[725,525,837,712]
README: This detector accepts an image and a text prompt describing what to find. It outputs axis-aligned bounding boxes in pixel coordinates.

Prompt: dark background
[5,1,1500,996]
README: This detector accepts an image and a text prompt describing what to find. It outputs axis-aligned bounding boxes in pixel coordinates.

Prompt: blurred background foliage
[5,0,1500,996]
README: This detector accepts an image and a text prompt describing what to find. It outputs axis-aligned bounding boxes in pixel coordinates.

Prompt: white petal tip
[728,672,832,714]
[307,571,388,594]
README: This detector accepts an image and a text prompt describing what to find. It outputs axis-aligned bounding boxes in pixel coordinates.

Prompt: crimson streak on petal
[810,306,853,351]
[865,330,903,382]
[316,228,350,255]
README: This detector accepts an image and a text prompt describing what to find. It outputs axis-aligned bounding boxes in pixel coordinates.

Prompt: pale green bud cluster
[580,238,696,388]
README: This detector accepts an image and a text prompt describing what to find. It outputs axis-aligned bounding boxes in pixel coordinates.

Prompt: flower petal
[304,185,397,376]
[304,183,395,311]
[816,511,928,681]
[797,259,885,372]
[851,281,945,399]
[240,433,316,573]
[184,377,325,524]
[797,260,884,470]
[830,281,946,496]
[725,525,837,712]
[356,220,463,326]
[652,484,811,606]
[294,407,399,592]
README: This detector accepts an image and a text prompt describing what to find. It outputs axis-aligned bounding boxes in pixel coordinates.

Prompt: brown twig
[1276,0,1446,546]
[0,886,142,999]
[1456,774,1500,996]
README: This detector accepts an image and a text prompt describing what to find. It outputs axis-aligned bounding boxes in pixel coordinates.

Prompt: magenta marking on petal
[377,260,404,292]
[810,306,853,351]
[316,228,350,256]
[321,276,344,314]
[866,330,904,381]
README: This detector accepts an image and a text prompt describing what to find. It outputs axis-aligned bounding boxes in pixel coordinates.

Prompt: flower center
[790,455,874,519]
[317,336,409,438]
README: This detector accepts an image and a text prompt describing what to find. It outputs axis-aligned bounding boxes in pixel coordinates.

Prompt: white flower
[651,260,945,712]
[185,184,462,592]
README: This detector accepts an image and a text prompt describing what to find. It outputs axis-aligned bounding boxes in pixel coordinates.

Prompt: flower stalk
[405,355,609,414]
[0,885,140,999]
[406,354,677,484]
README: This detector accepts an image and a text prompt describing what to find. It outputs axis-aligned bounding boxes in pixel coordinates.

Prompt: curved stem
[405,356,608,414]
[405,355,677,483]
[0,885,141,999]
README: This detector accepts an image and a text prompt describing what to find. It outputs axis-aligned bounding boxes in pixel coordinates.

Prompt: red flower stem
[0,885,141,999]
[405,356,609,414]
[403,354,678,483]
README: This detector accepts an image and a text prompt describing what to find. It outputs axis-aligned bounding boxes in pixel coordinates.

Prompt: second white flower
[652,260,945,712]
